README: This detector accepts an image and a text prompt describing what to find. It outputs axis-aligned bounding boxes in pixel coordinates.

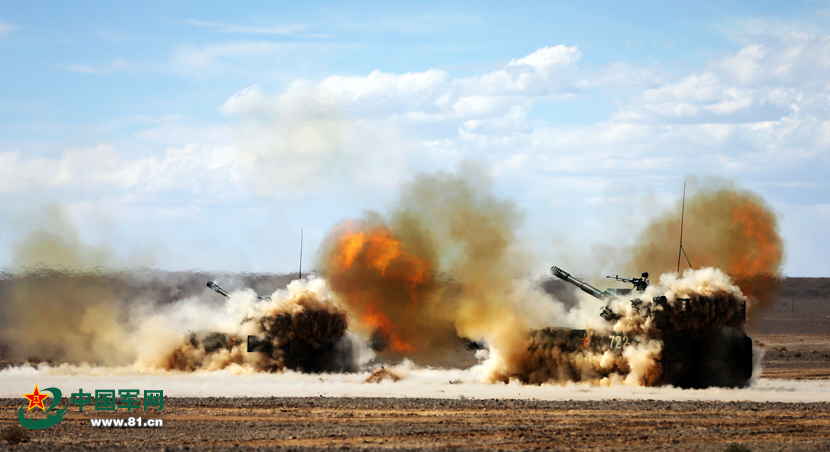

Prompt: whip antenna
[677,181,692,273]
[299,228,303,279]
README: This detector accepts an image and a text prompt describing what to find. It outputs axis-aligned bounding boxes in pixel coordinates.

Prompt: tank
[204,281,355,373]
[546,266,753,388]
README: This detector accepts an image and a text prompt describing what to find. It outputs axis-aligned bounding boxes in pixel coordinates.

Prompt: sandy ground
[2,397,830,451]
[756,334,830,380]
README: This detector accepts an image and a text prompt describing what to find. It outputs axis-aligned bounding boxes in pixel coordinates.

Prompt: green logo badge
[19,385,68,430]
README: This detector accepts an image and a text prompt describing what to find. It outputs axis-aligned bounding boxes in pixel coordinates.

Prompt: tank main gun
[206,280,271,300]
[550,266,607,300]
[207,280,229,298]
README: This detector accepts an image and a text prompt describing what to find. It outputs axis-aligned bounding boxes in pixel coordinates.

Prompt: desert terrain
[1,276,829,451]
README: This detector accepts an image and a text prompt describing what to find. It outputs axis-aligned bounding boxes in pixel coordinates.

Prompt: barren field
[4,397,830,451]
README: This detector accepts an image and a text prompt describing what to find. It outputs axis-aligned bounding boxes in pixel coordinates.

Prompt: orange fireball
[323,223,433,354]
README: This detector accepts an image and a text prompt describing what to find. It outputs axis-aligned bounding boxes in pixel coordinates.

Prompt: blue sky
[1,1,828,276]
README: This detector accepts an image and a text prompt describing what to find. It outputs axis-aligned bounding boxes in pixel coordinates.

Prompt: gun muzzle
[551,266,607,300]
[206,281,229,298]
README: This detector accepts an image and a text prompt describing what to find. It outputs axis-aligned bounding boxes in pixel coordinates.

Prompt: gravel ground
[2,397,830,451]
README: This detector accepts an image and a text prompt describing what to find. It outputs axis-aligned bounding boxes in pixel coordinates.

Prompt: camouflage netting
[162,278,356,373]
[491,268,750,387]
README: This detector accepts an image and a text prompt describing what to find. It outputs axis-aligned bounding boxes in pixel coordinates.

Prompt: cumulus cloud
[209,37,830,209]
[221,82,413,196]
[5,38,830,274]
[612,72,793,124]
[716,33,830,87]
[462,45,582,96]
[215,46,588,196]
[612,33,830,126]
[15,38,830,208]
[0,143,241,199]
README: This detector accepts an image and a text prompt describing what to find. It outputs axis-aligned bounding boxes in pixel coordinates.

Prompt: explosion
[323,223,432,354]
[624,180,784,328]
[0,173,785,390]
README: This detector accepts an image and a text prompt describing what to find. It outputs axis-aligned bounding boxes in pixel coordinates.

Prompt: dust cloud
[623,179,784,328]
[0,204,362,373]
[319,164,538,374]
[0,204,130,365]
[0,173,783,390]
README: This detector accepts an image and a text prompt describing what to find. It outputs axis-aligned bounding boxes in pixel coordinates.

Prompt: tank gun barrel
[206,280,229,298]
[551,266,607,300]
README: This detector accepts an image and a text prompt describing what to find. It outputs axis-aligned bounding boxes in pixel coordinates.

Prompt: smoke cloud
[0,173,778,390]
[318,163,540,372]
[0,204,130,364]
[623,179,784,327]
[0,204,362,373]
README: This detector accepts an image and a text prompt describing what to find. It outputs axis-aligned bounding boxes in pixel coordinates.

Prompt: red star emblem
[23,385,49,412]
[580,333,590,347]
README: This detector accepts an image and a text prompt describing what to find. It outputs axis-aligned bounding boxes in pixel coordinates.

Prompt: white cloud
[5,35,830,273]
[511,45,581,72]
[0,144,242,200]
[26,38,830,210]
[321,69,448,112]
[184,19,307,36]
[612,72,793,124]
[457,45,582,97]
[714,33,830,87]
[607,34,830,126]
[222,83,413,196]
[172,41,282,71]
[212,38,830,205]
[66,59,127,75]
[214,46,589,196]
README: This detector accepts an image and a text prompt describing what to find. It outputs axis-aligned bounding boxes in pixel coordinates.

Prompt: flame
[725,195,783,319]
[728,195,783,276]
[363,306,416,354]
[323,223,432,353]
[627,184,784,326]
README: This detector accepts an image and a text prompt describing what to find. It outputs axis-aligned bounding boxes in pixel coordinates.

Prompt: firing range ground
[2,397,830,451]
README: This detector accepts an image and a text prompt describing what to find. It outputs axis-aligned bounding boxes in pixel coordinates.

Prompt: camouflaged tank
[543,266,753,388]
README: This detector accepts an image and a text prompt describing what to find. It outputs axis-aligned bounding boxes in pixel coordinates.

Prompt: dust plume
[0,204,131,364]
[317,168,760,387]
[624,180,784,327]
[0,204,361,373]
[319,164,534,370]
[1,175,766,390]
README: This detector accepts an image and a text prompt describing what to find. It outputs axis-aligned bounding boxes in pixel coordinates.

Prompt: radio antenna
[298,228,303,280]
[676,181,693,273]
